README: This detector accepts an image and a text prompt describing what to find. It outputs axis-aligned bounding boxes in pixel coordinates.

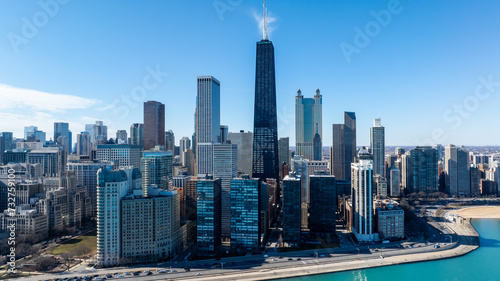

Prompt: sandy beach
[452,206,500,219]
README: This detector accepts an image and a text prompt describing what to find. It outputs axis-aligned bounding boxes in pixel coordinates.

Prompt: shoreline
[194,208,487,281]
[449,205,500,219]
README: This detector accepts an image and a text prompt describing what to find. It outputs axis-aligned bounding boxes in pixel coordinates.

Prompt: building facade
[295,89,322,161]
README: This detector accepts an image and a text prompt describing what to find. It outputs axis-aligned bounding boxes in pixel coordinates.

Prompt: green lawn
[51,231,97,256]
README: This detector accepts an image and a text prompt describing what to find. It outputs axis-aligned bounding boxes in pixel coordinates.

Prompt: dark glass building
[196,176,221,255]
[330,112,356,180]
[143,101,165,150]
[282,174,301,244]
[308,171,336,233]
[252,38,279,181]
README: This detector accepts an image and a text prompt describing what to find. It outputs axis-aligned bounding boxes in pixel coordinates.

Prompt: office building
[295,89,322,161]
[375,175,388,197]
[282,174,301,245]
[219,125,228,143]
[0,132,13,151]
[308,171,336,232]
[144,101,165,150]
[230,175,260,252]
[96,167,141,266]
[0,206,48,242]
[92,121,108,148]
[251,15,279,181]
[213,142,237,238]
[351,147,376,242]
[179,137,191,166]
[130,123,144,146]
[389,166,400,197]
[370,118,385,177]
[115,130,127,144]
[54,122,72,153]
[196,76,221,176]
[76,132,92,157]
[331,112,356,180]
[445,145,471,196]
[185,177,198,220]
[27,148,65,176]
[227,130,253,175]
[140,146,173,194]
[96,144,142,169]
[196,176,222,254]
[24,126,46,143]
[165,130,175,152]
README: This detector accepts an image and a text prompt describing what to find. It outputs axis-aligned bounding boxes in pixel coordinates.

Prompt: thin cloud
[252,8,277,39]
[0,84,99,113]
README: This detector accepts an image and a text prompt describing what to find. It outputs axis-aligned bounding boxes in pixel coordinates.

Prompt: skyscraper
[92,121,108,148]
[196,76,221,176]
[230,175,261,252]
[445,144,471,196]
[130,123,144,146]
[144,101,165,150]
[196,176,222,254]
[308,171,336,232]
[54,122,72,153]
[179,137,191,166]
[76,132,92,157]
[96,144,143,169]
[212,142,237,238]
[165,130,175,152]
[227,131,253,176]
[282,174,301,245]
[140,146,173,195]
[331,112,356,180]
[252,3,279,181]
[295,89,322,161]
[115,130,127,144]
[351,147,375,242]
[370,118,385,177]
[407,146,439,193]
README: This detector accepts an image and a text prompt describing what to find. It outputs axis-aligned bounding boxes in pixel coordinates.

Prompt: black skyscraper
[252,2,279,181]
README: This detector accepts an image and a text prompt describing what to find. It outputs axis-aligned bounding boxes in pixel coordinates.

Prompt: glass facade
[196,177,221,254]
[308,174,336,232]
[282,175,301,244]
[230,176,260,251]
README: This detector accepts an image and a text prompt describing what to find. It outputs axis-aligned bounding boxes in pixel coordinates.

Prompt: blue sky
[0,0,499,146]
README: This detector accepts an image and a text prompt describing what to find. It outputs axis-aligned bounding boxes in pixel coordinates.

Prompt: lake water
[280,219,500,281]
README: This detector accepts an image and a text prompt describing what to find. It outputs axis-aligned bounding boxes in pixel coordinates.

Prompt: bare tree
[60,252,75,271]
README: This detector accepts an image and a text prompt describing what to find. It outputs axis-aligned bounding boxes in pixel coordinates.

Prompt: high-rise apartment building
[351,147,375,242]
[115,130,127,144]
[96,144,143,169]
[96,167,141,266]
[331,112,356,180]
[92,121,108,148]
[444,144,471,196]
[54,122,72,153]
[76,132,92,157]
[196,176,221,254]
[196,76,221,176]
[165,130,175,152]
[282,174,301,245]
[295,89,322,161]
[230,175,260,252]
[370,118,385,177]
[407,146,439,193]
[140,146,173,194]
[179,137,191,166]
[308,171,336,232]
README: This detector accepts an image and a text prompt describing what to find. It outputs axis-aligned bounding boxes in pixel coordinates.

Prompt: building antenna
[263,0,268,40]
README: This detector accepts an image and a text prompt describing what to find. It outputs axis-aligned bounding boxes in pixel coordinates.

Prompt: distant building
[179,137,191,166]
[370,118,385,177]
[54,122,72,153]
[115,130,128,144]
[96,144,143,169]
[230,175,260,252]
[282,174,301,245]
[226,131,253,176]
[445,145,471,196]
[27,148,65,176]
[405,147,439,193]
[165,130,175,152]
[295,89,322,161]
[330,112,356,180]
[92,121,108,148]
[376,205,404,240]
[76,132,92,157]
[0,205,48,242]
[140,146,173,193]
[389,166,400,197]
[130,123,144,146]
[185,177,198,220]
[144,101,165,150]
[24,126,46,143]
[375,175,388,197]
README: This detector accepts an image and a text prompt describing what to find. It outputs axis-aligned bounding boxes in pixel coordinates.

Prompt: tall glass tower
[252,1,279,181]
[295,89,322,161]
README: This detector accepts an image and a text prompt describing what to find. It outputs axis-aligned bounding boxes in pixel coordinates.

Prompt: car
[184,267,191,272]
[171,269,177,272]
[146,272,152,276]
[279,256,283,259]
[133,272,140,276]
[297,258,301,261]
[105,274,112,278]
[196,273,202,276]
[264,254,269,258]
[210,266,217,269]
[288,258,293,261]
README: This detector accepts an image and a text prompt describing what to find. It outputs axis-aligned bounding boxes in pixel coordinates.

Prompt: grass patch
[51,231,97,256]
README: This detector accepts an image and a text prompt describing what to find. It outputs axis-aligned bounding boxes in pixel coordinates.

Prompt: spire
[263,0,268,40]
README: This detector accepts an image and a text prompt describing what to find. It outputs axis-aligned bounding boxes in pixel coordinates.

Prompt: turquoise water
[280,219,500,281]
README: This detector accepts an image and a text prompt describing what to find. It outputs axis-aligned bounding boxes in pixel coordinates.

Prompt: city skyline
[1,1,500,146]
